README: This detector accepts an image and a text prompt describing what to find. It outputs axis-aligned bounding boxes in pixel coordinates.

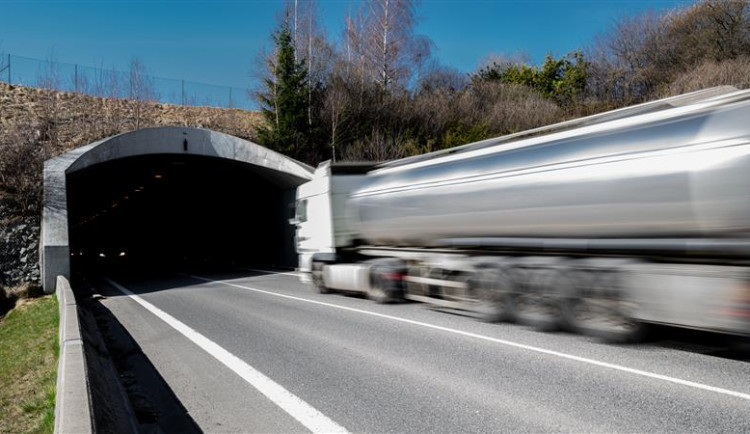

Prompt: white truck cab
[292,161,373,283]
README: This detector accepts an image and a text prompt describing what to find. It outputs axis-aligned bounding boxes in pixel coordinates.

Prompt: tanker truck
[292,86,750,342]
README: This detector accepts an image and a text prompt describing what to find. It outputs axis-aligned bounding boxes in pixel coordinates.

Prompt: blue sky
[0,0,693,102]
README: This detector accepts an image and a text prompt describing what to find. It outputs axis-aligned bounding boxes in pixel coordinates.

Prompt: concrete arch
[42,127,313,293]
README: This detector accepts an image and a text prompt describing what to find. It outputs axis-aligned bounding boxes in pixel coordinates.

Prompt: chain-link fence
[0,53,253,110]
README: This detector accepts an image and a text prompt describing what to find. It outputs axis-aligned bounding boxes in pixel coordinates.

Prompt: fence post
[74,64,78,92]
[7,54,11,85]
[181,79,185,105]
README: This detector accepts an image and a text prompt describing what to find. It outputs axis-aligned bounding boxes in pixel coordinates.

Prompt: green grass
[0,296,59,434]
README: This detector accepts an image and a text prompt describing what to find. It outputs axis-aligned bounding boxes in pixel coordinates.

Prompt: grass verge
[0,296,59,433]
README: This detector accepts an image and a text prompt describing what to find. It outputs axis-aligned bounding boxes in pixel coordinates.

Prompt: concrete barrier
[54,275,93,434]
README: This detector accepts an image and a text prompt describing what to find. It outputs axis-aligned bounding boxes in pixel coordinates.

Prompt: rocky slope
[0,198,39,287]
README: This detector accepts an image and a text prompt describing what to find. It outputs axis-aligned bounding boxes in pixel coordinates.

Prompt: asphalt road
[95,269,750,433]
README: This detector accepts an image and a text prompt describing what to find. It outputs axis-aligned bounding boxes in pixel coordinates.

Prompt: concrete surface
[41,127,314,293]
[96,270,750,433]
[54,275,93,434]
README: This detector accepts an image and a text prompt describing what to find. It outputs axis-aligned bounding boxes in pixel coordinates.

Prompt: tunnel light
[119,251,127,257]
[154,174,163,179]
[99,252,106,258]
[135,186,144,192]
[123,195,129,200]
[111,202,118,208]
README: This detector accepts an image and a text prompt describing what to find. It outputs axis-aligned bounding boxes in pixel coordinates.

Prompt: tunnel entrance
[67,154,298,276]
[41,127,313,292]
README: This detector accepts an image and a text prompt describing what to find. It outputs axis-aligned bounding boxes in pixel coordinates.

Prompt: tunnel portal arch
[42,127,313,293]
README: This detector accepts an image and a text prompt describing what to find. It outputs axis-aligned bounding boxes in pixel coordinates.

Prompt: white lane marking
[241,267,300,277]
[190,274,750,402]
[104,278,348,434]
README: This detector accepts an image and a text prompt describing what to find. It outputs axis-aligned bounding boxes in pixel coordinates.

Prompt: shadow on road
[74,274,202,433]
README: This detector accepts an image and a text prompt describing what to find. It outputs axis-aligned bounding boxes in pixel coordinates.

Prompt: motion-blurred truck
[292,86,750,342]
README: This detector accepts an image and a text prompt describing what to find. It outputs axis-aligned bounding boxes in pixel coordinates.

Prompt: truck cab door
[293,191,335,275]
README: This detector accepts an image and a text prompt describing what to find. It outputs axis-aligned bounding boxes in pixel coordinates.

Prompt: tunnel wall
[42,127,313,293]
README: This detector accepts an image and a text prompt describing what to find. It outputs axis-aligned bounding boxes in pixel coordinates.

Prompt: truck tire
[513,267,567,332]
[560,269,647,343]
[471,267,514,323]
[367,274,391,304]
[563,299,648,343]
[368,259,406,304]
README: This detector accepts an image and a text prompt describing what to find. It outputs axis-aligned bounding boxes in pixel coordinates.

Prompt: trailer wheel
[471,267,514,323]
[514,268,567,332]
[561,269,647,343]
[564,299,648,343]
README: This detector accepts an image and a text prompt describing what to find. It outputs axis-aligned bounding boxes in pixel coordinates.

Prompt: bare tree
[664,56,750,96]
[323,73,353,162]
[35,53,63,152]
[417,63,467,93]
[128,58,157,130]
[90,62,129,137]
[289,0,332,126]
[91,61,121,98]
[325,0,433,161]
[586,11,665,103]
[350,0,430,91]
[0,119,45,214]
[37,52,62,91]
[72,70,89,95]
[586,0,750,105]
[0,47,9,85]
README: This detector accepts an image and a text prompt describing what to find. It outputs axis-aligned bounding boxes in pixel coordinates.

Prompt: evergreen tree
[472,51,587,107]
[257,19,311,160]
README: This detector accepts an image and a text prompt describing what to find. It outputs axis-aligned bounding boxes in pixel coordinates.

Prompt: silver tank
[350,88,750,248]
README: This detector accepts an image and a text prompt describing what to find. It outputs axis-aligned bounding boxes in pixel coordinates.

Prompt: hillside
[0,82,263,152]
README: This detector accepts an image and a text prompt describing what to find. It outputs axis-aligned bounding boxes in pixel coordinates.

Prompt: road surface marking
[105,278,348,434]
[190,274,750,402]
[241,267,300,277]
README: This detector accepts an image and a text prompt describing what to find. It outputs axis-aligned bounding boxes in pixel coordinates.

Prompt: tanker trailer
[292,86,750,342]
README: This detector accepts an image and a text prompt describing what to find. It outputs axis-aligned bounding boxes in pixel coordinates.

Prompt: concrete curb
[54,276,93,434]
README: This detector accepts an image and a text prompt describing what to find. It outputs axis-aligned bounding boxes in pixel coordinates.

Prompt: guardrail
[54,276,93,434]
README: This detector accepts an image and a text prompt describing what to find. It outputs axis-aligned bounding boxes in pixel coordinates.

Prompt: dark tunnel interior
[67,154,300,277]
